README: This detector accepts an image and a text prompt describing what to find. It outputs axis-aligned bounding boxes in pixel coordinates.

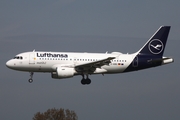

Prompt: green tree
[33,108,78,120]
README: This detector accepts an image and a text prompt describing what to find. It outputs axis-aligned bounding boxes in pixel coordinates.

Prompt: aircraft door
[132,56,138,67]
[29,53,35,64]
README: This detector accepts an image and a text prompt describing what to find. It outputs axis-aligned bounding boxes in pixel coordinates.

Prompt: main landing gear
[28,72,34,83]
[81,74,91,85]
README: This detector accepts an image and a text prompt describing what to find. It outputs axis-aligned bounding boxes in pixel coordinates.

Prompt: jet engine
[51,67,75,79]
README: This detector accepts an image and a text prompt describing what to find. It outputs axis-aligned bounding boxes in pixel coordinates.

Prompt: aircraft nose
[6,60,13,68]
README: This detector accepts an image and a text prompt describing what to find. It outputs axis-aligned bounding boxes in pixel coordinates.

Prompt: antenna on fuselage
[33,49,35,52]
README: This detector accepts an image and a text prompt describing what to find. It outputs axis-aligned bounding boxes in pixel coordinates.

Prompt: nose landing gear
[28,72,34,83]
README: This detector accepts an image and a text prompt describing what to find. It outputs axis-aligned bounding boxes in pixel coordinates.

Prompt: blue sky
[1,0,180,120]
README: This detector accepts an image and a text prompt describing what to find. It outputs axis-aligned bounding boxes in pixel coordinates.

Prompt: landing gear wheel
[86,78,91,85]
[81,79,86,85]
[81,78,91,85]
[81,74,91,85]
[28,79,33,83]
[29,72,34,83]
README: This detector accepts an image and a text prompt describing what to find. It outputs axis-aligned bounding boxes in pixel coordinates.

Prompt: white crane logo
[149,39,164,54]
[150,44,162,50]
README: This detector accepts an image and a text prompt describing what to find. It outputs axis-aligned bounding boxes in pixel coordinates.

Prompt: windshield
[14,56,23,59]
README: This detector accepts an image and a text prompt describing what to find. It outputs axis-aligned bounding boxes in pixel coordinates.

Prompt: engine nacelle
[51,67,75,79]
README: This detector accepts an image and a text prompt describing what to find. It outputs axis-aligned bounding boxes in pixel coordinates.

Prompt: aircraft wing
[75,57,115,73]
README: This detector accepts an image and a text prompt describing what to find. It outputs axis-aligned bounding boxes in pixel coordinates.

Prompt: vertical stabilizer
[138,26,171,56]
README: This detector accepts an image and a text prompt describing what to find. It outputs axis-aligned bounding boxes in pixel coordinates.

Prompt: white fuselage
[5,26,174,84]
[6,51,136,74]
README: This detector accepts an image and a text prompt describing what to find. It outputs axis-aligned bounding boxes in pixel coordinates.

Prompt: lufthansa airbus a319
[6,26,174,85]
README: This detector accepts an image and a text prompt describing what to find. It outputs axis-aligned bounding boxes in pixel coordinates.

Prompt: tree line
[33,108,78,120]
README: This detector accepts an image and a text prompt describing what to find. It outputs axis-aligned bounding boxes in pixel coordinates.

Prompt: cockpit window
[14,56,23,59]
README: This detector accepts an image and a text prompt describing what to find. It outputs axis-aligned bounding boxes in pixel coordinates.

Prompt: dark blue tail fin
[138,26,171,56]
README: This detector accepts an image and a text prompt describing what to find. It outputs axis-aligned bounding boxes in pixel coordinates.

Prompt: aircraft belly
[102,65,126,73]
[15,63,53,72]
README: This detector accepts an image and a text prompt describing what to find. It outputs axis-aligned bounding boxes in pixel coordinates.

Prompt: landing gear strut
[81,74,91,85]
[28,72,34,83]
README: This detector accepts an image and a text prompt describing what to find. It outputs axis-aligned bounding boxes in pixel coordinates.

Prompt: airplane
[6,26,174,85]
